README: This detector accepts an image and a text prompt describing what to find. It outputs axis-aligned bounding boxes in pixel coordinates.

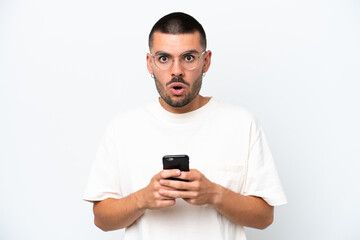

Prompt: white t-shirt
[83,98,287,240]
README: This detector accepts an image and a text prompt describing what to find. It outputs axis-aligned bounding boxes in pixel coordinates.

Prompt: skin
[147,32,212,114]
[93,31,274,232]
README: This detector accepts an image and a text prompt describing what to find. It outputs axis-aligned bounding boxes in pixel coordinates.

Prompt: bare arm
[212,185,273,229]
[93,193,145,231]
[93,169,182,231]
[159,169,274,229]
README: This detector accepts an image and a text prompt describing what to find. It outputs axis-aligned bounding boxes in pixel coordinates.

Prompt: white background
[1,0,359,239]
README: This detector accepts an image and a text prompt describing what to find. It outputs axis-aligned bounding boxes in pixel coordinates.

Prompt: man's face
[147,32,211,109]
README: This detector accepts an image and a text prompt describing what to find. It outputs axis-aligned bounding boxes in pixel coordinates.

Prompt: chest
[116,119,251,196]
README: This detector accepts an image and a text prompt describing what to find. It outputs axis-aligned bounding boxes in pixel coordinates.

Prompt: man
[83,12,287,240]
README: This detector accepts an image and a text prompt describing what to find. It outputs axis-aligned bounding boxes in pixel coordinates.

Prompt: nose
[170,58,184,77]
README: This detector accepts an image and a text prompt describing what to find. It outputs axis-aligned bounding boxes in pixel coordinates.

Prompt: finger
[159,179,200,191]
[154,191,176,200]
[160,185,179,191]
[183,198,201,205]
[176,169,200,181]
[153,180,177,191]
[158,169,181,179]
[153,199,176,208]
[159,189,198,199]
[157,195,177,200]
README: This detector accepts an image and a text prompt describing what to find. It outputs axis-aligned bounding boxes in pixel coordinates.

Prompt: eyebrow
[154,51,170,56]
[154,49,200,56]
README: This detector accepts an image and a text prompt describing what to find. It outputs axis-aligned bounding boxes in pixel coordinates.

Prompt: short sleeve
[243,120,287,206]
[83,120,122,202]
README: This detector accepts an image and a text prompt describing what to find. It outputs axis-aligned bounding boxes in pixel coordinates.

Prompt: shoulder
[212,99,265,145]
[105,101,154,131]
[212,99,259,125]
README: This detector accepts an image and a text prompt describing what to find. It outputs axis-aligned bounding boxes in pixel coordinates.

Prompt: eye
[184,55,195,62]
[158,56,169,63]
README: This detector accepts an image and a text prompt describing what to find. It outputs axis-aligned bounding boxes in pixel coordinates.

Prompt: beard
[154,73,203,108]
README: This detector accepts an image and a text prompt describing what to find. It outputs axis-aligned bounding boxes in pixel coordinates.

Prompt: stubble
[154,74,203,108]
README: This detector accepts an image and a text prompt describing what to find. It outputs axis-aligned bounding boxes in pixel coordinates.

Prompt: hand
[158,169,221,205]
[134,169,182,210]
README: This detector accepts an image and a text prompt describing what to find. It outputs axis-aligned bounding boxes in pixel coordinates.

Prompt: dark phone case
[162,155,189,181]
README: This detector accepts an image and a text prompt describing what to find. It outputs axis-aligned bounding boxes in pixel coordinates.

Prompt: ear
[202,50,212,74]
[146,53,154,75]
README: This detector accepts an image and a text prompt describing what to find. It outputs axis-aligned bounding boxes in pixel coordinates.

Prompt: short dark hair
[148,12,207,51]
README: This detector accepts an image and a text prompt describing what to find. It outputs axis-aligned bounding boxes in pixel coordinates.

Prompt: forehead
[151,32,202,55]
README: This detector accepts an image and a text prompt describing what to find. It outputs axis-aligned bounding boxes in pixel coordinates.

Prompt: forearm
[212,184,274,229]
[158,170,274,229]
[93,191,145,231]
[93,170,180,231]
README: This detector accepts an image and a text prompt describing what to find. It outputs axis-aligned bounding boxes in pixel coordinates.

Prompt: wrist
[210,183,224,206]
[131,189,147,211]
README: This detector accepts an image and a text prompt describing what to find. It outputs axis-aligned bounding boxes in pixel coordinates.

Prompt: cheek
[154,72,169,87]
[154,71,170,82]
[192,66,203,75]
[188,69,203,80]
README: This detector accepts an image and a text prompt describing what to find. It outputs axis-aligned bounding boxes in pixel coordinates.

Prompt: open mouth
[170,85,185,96]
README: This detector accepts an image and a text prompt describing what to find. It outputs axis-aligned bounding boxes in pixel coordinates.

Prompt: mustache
[166,77,190,87]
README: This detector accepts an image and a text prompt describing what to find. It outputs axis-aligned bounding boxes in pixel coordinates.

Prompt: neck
[159,95,211,114]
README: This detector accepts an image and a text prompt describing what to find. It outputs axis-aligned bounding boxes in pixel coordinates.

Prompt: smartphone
[162,155,189,181]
